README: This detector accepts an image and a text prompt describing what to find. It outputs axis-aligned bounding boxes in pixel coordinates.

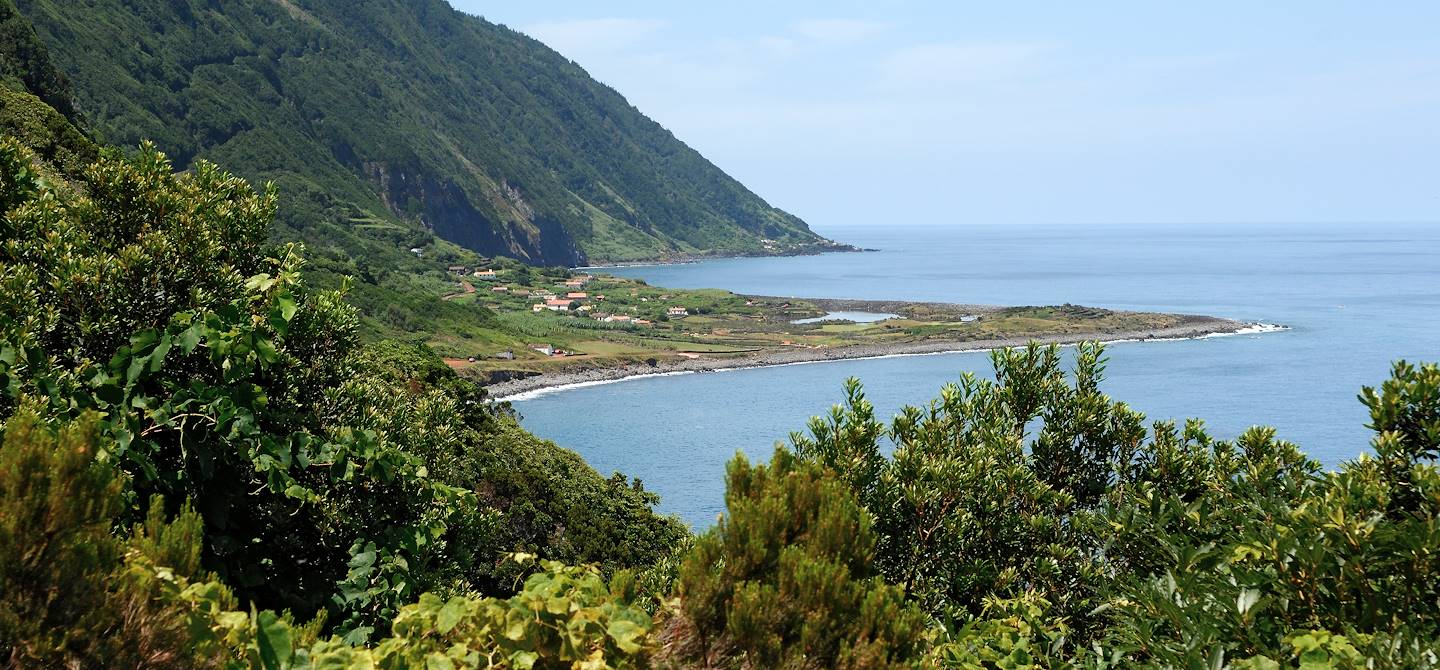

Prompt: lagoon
[790,311,898,324]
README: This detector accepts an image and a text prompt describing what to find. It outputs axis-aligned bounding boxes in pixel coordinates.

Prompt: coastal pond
[790,311,898,324]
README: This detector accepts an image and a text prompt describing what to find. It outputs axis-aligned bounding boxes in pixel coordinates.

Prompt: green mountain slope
[0,0,94,174]
[13,0,845,265]
[0,0,74,119]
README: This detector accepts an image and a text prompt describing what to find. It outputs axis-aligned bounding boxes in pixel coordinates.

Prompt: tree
[0,411,123,665]
[791,345,1440,666]
[0,410,257,668]
[0,138,683,640]
[1096,362,1440,667]
[661,448,929,669]
[789,343,1135,627]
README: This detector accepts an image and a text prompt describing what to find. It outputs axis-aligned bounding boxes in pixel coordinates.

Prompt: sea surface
[512,223,1440,529]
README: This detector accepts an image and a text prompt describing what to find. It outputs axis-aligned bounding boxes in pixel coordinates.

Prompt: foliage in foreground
[0,409,286,668]
[4,130,1440,668]
[661,448,929,669]
[0,135,681,649]
[0,409,654,669]
[793,344,1440,668]
[9,349,1436,669]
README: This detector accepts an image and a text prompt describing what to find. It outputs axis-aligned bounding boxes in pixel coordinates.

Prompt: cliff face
[14,0,837,265]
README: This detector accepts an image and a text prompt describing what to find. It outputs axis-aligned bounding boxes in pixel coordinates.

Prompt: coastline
[489,316,1284,402]
[576,244,869,270]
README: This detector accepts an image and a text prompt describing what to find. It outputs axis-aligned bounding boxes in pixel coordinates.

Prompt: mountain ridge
[13,0,849,266]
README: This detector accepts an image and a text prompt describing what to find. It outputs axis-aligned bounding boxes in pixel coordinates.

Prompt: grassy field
[409,261,1215,383]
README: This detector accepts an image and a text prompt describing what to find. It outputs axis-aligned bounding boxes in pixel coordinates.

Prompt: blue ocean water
[512,223,1440,529]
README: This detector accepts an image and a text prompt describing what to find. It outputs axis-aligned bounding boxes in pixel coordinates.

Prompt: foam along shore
[489,318,1287,402]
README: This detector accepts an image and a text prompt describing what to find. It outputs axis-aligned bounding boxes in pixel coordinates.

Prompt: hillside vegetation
[4,133,1439,668]
[0,136,684,659]
[4,4,1440,668]
[12,0,841,266]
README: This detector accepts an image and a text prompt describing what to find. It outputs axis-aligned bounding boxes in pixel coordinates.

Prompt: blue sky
[448,1,1440,229]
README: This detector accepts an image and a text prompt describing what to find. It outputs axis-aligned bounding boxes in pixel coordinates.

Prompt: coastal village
[436,260,804,368]
[427,258,1219,388]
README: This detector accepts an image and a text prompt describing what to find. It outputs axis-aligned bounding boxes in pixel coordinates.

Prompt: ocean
[510,223,1440,529]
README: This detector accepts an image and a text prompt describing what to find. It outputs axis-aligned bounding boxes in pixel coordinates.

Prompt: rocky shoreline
[488,315,1270,401]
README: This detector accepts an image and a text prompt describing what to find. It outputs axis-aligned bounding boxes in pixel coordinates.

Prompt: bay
[512,223,1440,529]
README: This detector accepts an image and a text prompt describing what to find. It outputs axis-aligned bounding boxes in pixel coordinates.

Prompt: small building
[531,303,545,312]
[494,351,515,360]
[565,292,587,300]
[529,344,555,356]
[473,269,498,280]
[545,299,572,311]
[633,319,652,326]
[592,313,611,321]
[667,307,689,317]
[595,294,606,301]
[409,247,424,256]
[605,314,632,323]
[447,264,467,273]
[491,285,509,293]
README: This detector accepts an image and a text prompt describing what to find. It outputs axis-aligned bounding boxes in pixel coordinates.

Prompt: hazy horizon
[451,1,1440,229]
[809,220,1440,232]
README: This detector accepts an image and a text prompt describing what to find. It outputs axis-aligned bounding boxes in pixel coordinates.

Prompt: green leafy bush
[790,343,1131,626]
[788,345,1440,667]
[301,556,653,669]
[0,409,280,668]
[0,138,681,642]
[662,448,929,669]
[1096,361,1440,666]
[7,83,1440,667]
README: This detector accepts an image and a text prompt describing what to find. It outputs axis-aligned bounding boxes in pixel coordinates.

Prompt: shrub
[1097,362,1440,666]
[302,556,653,669]
[662,448,929,669]
[789,343,1134,627]
[0,138,682,641]
[0,410,251,668]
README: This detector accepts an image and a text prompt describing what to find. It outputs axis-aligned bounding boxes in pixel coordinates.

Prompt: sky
[447,1,1440,229]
